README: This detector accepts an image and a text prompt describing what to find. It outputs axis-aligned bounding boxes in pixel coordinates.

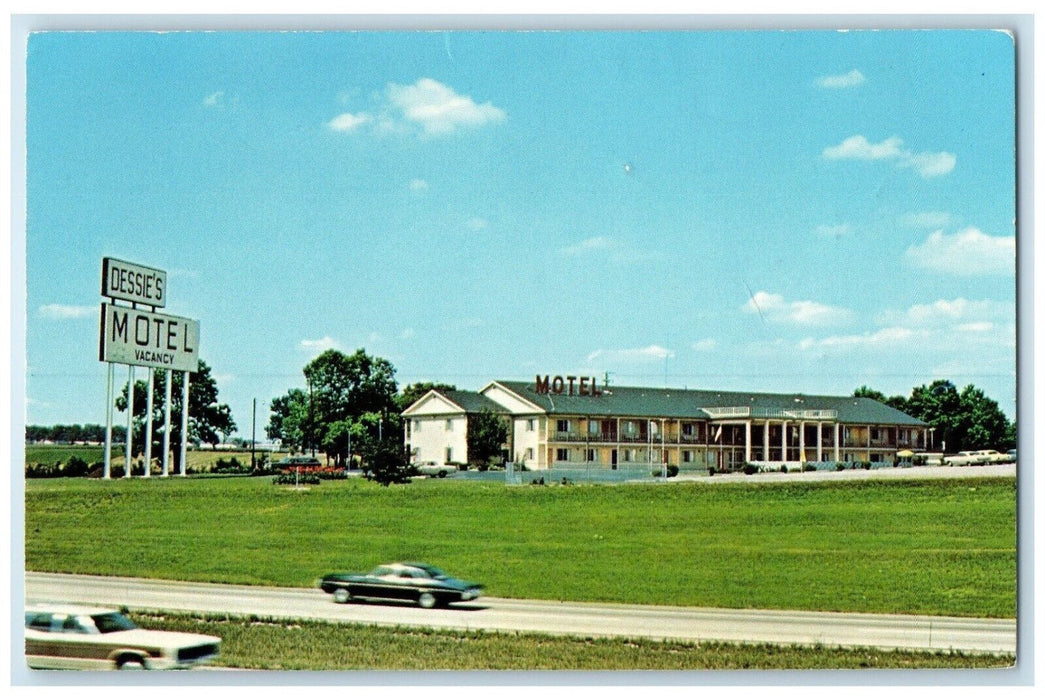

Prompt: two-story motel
[403,377,930,472]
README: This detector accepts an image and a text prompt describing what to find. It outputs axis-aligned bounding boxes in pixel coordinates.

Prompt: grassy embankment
[132,611,1014,670]
[25,475,1016,619]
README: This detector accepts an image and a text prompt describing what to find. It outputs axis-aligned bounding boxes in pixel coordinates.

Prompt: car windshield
[416,565,448,579]
[91,612,137,633]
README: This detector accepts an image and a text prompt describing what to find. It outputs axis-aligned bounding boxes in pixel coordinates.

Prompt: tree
[396,382,458,412]
[269,348,401,468]
[467,408,508,467]
[857,380,1016,452]
[115,360,237,470]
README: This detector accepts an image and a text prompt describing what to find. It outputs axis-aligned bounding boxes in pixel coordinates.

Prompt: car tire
[116,655,145,670]
[332,587,353,604]
[438,470,447,478]
[418,592,437,609]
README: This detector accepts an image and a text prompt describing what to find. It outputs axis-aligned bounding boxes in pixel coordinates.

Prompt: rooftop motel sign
[535,374,604,397]
[101,257,166,308]
[99,303,200,372]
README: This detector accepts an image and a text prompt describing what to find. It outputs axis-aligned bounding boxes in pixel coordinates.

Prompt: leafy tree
[115,360,237,470]
[361,440,410,486]
[856,380,1015,452]
[396,382,458,412]
[269,348,401,469]
[467,408,508,467]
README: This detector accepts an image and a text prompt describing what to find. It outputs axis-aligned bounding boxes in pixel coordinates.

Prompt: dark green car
[319,562,482,609]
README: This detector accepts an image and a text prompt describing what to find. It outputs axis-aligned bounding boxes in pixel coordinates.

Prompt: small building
[402,389,510,467]
[402,378,929,472]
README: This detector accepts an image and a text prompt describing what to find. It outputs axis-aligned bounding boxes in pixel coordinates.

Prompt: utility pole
[251,398,257,470]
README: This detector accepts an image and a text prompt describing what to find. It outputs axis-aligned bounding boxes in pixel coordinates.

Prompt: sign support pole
[162,370,172,477]
[143,370,154,478]
[103,362,114,479]
[124,365,134,478]
[179,370,190,476]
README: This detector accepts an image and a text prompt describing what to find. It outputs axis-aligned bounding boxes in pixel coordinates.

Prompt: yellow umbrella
[897,449,915,457]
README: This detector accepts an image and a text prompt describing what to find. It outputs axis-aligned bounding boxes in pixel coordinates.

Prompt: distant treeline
[26,424,127,443]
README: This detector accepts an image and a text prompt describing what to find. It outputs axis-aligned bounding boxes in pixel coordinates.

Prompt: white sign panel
[101,257,167,308]
[99,303,199,372]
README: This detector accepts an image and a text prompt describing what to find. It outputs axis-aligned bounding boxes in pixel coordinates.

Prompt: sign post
[99,257,198,479]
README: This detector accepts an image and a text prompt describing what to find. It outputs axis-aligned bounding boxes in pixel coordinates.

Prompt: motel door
[611,449,618,470]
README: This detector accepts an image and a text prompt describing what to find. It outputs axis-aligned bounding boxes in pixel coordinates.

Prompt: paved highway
[24,572,1015,655]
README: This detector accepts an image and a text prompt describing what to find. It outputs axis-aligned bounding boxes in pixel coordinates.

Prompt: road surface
[24,572,1015,656]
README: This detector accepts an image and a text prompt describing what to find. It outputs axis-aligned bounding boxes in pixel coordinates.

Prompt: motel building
[402,377,930,472]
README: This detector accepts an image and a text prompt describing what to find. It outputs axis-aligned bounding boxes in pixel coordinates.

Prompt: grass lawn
[134,611,1014,671]
[24,444,288,472]
[24,475,1016,618]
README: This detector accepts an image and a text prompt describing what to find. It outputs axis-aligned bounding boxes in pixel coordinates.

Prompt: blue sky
[23,29,1018,433]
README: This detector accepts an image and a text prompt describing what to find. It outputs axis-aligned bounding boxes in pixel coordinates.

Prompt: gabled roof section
[491,380,926,426]
[402,388,508,416]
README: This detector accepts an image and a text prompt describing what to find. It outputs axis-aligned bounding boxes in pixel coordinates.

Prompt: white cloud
[409,179,429,192]
[466,217,488,231]
[203,91,224,107]
[327,111,371,132]
[399,328,416,340]
[822,135,956,178]
[387,78,506,136]
[823,135,905,161]
[816,69,866,88]
[39,304,94,320]
[903,227,1015,276]
[799,326,914,350]
[300,336,341,353]
[587,345,675,364]
[691,338,717,352]
[743,291,851,326]
[562,236,615,256]
[883,297,1013,327]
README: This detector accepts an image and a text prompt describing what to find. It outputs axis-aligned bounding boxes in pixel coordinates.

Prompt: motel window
[683,450,693,463]
[588,420,600,435]
[623,449,634,462]
[624,421,635,435]
[527,419,535,432]
[446,419,453,431]
[525,448,534,460]
[556,419,570,433]
[682,423,694,436]
[585,449,596,462]
[413,419,421,433]
[445,447,453,463]
[556,448,570,462]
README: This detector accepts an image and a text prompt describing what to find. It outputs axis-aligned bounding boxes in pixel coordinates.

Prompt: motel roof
[490,380,927,426]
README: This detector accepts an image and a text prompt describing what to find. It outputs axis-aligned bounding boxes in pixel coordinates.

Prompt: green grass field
[24,475,1016,618]
[133,611,1013,670]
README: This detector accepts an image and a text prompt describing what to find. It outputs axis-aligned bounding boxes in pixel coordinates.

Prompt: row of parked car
[942,449,1017,466]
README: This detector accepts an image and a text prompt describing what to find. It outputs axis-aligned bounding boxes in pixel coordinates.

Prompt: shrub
[802,462,815,472]
[272,472,320,485]
[667,464,679,478]
[742,462,758,475]
[862,461,872,470]
[213,457,252,475]
[708,467,716,476]
[64,456,90,478]
[835,462,845,471]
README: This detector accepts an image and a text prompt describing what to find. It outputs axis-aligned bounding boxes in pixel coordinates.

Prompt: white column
[816,422,823,462]
[143,371,154,478]
[834,423,840,462]
[103,363,114,479]
[781,420,788,462]
[799,421,806,463]
[744,421,751,463]
[124,365,134,478]
[179,371,190,476]
[162,370,172,477]
[764,420,770,461]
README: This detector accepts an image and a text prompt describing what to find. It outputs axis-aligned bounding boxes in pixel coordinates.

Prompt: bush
[272,472,320,485]
[780,464,788,474]
[708,467,715,476]
[802,462,815,472]
[213,457,252,475]
[667,464,678,478]
[862,461,872,470]
[742,462,759,475]
[835,462,845,471]
[64,456,90,478]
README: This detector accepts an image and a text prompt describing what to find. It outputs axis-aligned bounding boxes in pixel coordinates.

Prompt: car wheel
[332,587,353,604]
[117,655,145,670]
[418,592,437,609]
[438,470,447,478]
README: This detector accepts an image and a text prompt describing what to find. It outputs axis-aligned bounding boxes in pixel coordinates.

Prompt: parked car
[943,451,980,466]
[1006,449,1017,462]
[319,562,482,608]
[413,463,452,478]
[25,604,220,670]
[973,449,1009,464]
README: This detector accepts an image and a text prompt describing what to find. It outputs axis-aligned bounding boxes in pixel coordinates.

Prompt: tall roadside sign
[99,257,199,479]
